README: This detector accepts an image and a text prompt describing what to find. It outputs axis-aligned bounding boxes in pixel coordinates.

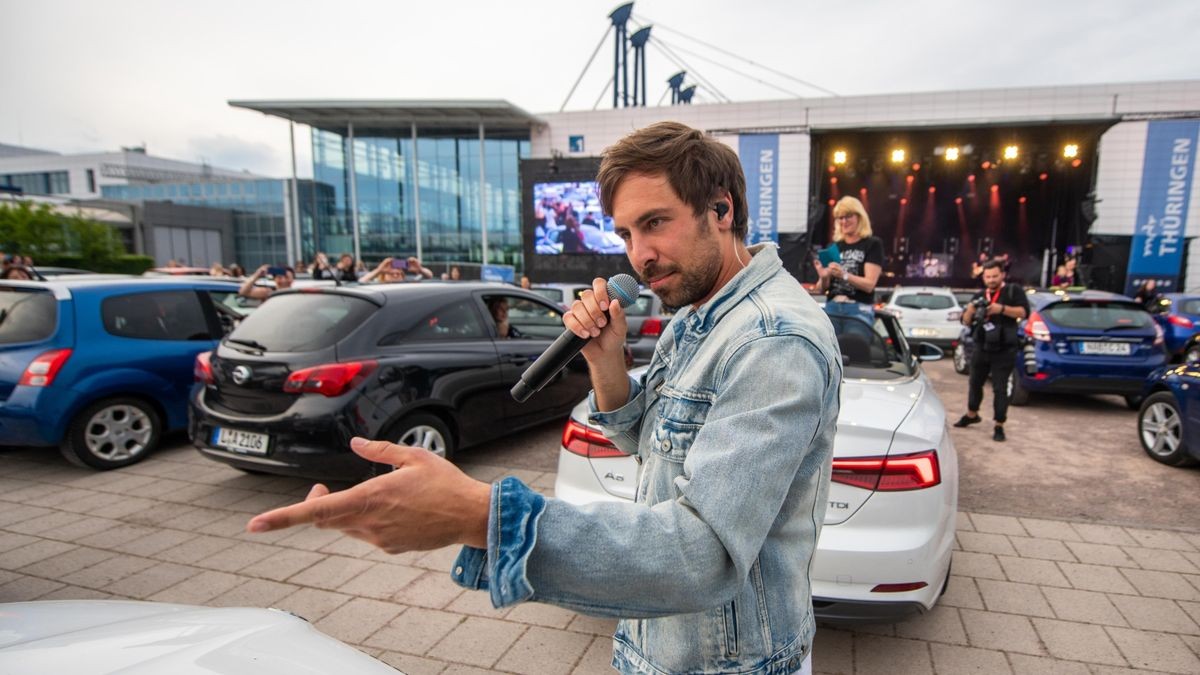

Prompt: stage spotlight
[945,147,960,161]
[912,162,921,172]
[990,184,999,193]
[833,150,848,165]
[828,165,836,173]
[891,149,906,164]
[1004,145,1019,160]
[828,199,836,205]
[1039,172,1048,181]
[981,161,992,170]
[968,174,976,182]
[900,198,908,205]
[1063,143,1079,158]
[1071,158,1082,168]
[906,175,915,183]
[928,186,936,193]
[1019,196,1027,204]
[830,177,838,185]
[955,197,963,204]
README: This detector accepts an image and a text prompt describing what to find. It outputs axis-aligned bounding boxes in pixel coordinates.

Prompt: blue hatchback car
[0,277,248,469]
[1138,361,1200,467]
[1146,293,1200,362]
[956,289,1166,408]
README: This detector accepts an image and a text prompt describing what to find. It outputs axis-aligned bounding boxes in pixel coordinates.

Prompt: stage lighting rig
[1003,145,1019,160]
[1063,143,1079,158]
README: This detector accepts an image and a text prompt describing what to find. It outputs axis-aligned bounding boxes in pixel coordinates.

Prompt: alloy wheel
[84,404,154,461]
[399,424,448,458]
[1140,402,1182,458]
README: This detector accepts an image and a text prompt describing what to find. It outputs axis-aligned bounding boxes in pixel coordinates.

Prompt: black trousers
[968,347,1017,423]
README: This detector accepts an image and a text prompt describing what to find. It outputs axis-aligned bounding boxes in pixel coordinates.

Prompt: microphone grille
[606,274,640,308]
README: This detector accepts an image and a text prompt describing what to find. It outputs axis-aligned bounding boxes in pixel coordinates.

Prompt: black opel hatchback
[189,282,593,480]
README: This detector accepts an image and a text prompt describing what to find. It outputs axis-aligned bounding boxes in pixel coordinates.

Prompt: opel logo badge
[231,365,252,385]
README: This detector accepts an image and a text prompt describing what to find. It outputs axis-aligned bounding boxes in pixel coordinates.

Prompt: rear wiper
[225,337,268,351]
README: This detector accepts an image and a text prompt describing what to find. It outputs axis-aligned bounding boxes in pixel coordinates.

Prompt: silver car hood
[0,601,399,675]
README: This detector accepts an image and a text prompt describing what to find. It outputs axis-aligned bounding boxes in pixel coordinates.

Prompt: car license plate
[910,328,939,337]
[1079,342,1132,356]
[211,427,270,455]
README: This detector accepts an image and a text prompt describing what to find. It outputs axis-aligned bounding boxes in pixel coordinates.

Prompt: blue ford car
[956,290,1166,408]
[1146,293,1200,362]
[0,277,247,469]
[1138,361,1200,467]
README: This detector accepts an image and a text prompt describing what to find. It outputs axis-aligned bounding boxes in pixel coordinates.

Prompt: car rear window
[1042,302,1152,330]
[228,292,377,352]
[0,287,57,344]
[894,293,955,310]
[1179,299,1200,315]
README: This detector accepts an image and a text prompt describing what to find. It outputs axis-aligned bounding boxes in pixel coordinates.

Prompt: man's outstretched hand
[246,437,491,552]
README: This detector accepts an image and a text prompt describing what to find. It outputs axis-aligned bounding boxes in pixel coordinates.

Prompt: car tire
[388,412,456,461]
[1137,392,1198,467]
[61,397,161,470]
[1008,370,1030,406]
[952,343,969,375]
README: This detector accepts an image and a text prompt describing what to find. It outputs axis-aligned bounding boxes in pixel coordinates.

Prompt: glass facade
[102,179,334,268]
[312,128,530,266]
[1,171,70,195]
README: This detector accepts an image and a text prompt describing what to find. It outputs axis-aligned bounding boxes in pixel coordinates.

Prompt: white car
[0,601,400,674]
[555,307,959,622]
[884,286,963,349]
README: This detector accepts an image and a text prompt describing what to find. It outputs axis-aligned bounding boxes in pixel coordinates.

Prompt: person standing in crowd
[1052,255,1079,288]
[208,263,228,277]
[238,264,294,300]
[1,265,32,281]
[313,252,357,282]
[227,264,246,278]
[812,196,883,304]
[1134,278,1164,311]
[246,121,840,675]
[442,265,462,281]
[404,256,434,281]
[971,252,988,280]
[360,258,407,284]
[954,259,1030,442]
[520,275,532,289]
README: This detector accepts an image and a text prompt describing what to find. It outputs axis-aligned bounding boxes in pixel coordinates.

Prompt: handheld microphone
[511,274,640,402]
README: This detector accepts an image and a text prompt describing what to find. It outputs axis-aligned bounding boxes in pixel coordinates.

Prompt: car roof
[269,280,539,306]
[1,275,244,299]
[1030,289,1137,308]
[889,286,956,295]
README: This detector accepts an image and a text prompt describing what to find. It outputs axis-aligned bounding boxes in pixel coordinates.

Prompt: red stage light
[990,184,999,193]
[1019,196,1027,204]
[828,199,836,205]
[981,161,992,170]
[911,163,921,172]
[828,165,836,173]
[968,174,976,182]
[906,175,914,183]
[1071,158,1082,167]
[900,198,908,205]
[1039,172,1048,181]
[955,197,963,204]
[928,186,936,193]
[830,177,838,184]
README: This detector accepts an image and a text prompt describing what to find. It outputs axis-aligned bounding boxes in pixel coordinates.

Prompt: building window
[0,171,70,195]
[86,169,96,193]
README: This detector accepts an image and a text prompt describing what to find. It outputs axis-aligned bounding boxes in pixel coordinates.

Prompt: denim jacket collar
[683,243,781,334]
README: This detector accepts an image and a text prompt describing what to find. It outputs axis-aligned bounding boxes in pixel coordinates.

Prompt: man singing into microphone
[248,121,841,675]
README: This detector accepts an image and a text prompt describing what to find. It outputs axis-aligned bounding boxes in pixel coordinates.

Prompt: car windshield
[894,293,956,310]
[0,287,57,344]
[227,292,376,352]
[826,310,915,379]
[1042,302,1152,330]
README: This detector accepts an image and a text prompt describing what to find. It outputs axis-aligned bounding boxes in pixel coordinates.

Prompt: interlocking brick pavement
[2,441,1199,674]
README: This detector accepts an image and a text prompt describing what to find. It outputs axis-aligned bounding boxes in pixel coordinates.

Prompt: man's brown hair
[597,121,748,240]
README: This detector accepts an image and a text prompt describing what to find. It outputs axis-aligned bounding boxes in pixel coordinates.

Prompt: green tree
[0,201,69,256]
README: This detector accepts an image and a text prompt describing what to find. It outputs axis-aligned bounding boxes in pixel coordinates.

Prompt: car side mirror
[916,342,944,362]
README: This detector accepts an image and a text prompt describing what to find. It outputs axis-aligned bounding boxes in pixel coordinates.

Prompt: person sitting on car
[486,297,522,339]
[239,264,294,300]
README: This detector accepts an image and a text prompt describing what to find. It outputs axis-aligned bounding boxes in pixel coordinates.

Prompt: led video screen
[532,181,625,255]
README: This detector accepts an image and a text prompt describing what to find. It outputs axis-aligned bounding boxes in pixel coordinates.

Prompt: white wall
[0,150,258,200]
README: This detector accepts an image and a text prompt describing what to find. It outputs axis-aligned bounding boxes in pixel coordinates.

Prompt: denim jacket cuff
[449,476,546,608]
[586,375,644,430]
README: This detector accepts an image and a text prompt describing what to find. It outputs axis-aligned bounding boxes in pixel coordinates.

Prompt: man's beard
[639,218,723,310]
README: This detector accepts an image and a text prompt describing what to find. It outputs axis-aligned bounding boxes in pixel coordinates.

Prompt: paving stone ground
[2,441,1199,673]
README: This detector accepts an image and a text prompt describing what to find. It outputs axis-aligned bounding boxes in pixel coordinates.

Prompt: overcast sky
[2,0,1197,178]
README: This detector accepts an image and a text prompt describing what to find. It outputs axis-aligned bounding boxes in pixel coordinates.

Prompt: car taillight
[283,360,378,397]
[830,450,941,491]
[561,418,625,458]
[1154,322,1165,347]
[947,310,962,322]
[1025,311,1051,342]
[640,317,663,337]
[194,351,214,384]
[1168,315,1194,329]
[18,349,72,387]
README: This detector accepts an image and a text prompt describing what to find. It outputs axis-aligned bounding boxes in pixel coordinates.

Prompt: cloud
[186,134,279,176]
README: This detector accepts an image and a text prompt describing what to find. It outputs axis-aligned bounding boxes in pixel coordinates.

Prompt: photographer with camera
[953,258,1030,442]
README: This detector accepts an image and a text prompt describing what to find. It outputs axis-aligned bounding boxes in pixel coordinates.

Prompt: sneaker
[993,426,1006,442]
[953,414,982,428]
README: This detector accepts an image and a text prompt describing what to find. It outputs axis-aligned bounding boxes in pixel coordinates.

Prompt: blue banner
[480,264,515,283]
[739,134,780,245]
[1126,119,1199,295]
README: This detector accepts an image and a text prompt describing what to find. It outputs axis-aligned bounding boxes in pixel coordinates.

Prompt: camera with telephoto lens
[969,295,991,328]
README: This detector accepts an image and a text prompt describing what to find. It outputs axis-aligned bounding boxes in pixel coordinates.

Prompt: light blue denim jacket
[453,244,841,674]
